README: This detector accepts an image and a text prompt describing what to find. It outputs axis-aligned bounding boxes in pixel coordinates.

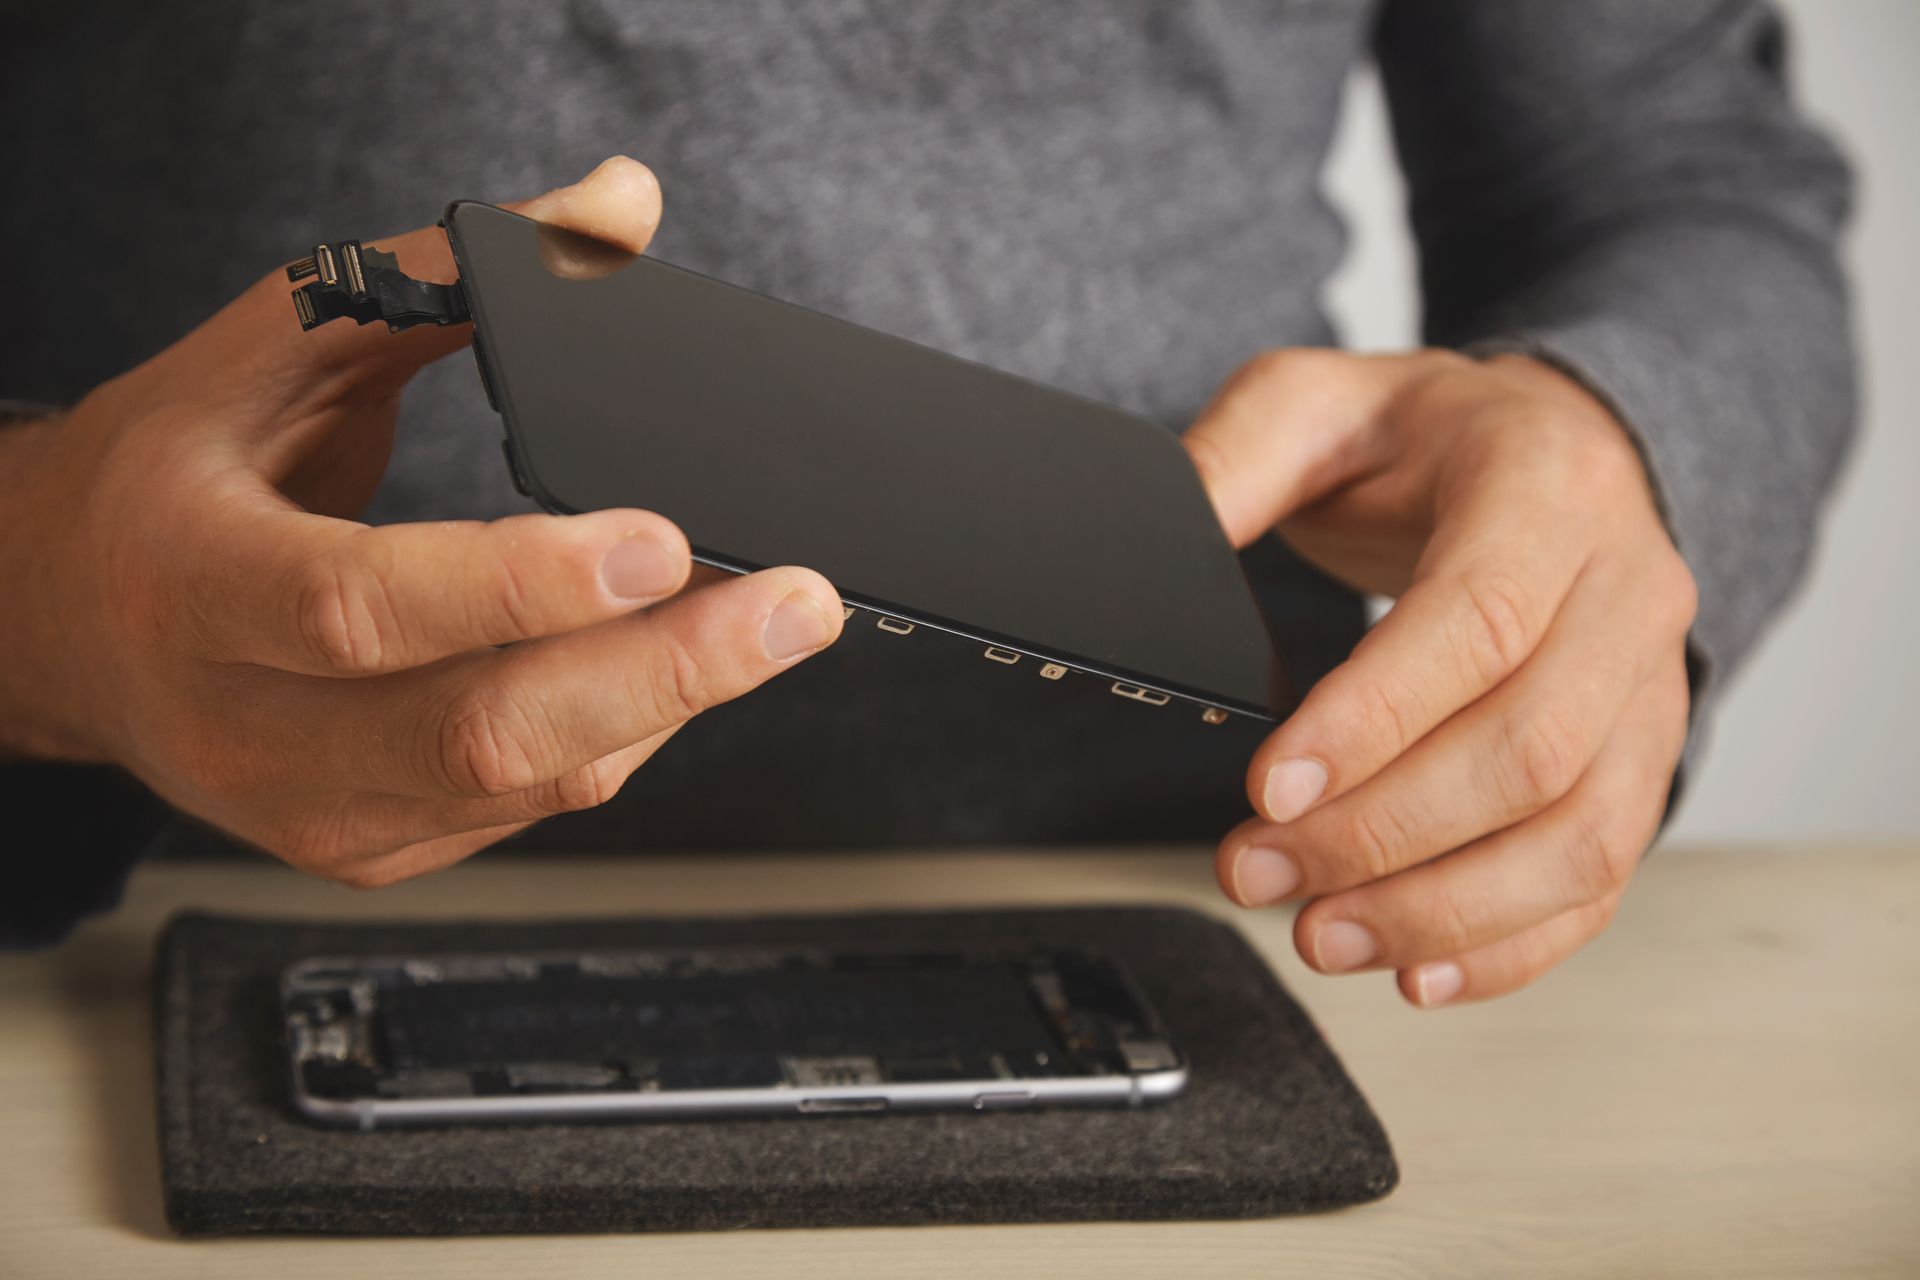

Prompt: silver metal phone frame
[290,1065,1190,1131]
[281,954,1189,1131]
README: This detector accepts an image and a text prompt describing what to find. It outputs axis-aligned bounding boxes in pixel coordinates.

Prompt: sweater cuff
[0,762,171,948]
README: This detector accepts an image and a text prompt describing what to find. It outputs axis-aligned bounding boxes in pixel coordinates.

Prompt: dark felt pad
[154,907,1397,1236]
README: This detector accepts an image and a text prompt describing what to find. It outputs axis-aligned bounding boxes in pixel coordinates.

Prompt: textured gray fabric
[1372,0,1856,772]
[155,907,1398,1235]
[2,2,1855,941]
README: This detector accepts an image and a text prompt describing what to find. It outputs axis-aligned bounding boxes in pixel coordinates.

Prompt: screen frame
[443,201,1288,724]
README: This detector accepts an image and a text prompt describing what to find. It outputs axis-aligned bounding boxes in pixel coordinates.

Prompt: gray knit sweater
[0,1,1854,943]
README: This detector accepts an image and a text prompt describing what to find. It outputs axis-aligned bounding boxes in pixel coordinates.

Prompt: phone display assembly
[282,947,1188,1129]
[440,201,1289,722]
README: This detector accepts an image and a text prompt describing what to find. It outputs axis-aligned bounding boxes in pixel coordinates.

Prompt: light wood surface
[1,844,1915,1278]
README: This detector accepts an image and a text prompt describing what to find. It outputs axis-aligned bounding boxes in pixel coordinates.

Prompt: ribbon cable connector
[287,240,470,332]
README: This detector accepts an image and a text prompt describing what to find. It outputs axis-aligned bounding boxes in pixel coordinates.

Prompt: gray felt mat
[155,907,1397,1235]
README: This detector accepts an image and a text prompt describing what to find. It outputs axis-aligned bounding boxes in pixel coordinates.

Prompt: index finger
[1246,468,1594,824]
[184,501,693,677]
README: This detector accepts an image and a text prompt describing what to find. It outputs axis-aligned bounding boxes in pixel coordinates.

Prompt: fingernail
[763,591,834,661]
[1232,846,1301,906]
[1314,920,1378,973]
[1263,758,1329,823]
[600,536,681,600]
[1413,961,1465,1007]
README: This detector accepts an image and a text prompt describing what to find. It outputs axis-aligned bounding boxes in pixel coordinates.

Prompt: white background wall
[1318,1,1920,843]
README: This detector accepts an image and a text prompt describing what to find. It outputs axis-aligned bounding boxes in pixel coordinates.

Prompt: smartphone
[443,201,1290,723]
[282,946,1188,1129]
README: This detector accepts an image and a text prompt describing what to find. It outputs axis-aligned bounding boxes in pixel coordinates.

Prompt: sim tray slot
[1110,682,1171,706]
[876,616,915,635]
[983,646,1020,665]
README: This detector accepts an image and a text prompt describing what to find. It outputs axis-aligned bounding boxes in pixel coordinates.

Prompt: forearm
[0,407,107,764]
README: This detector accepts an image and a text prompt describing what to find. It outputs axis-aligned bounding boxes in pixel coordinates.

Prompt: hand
[0,157,843,887]
[1185,349,1696,1007]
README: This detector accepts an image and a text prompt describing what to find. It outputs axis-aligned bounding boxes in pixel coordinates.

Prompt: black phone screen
[445,201,1287,719]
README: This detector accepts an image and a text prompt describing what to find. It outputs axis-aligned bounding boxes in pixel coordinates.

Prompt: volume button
[471,331,500,412]
[501,437,531,498]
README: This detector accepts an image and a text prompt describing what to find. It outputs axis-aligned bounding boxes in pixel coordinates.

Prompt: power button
[972,1091,1034,1111]
[470,332,501,412]
[501,438,531,498]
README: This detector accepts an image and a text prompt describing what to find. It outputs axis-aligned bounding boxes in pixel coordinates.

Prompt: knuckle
[1596,803,1651,896]
[1342,802,1418,882]
[294,552,397,674]
[1658,549,1700,635]
[1453,567,1539,685]
[545,757,629,814]
[1564,420,1641,490]
[435,691,541,798]
[1497,704,1587,811]
[1559,806,1630,901]
[482,547,541,641]
[268,826,336,872]
[631,628,712,728]
[270,817,376,879]
[1419,885,1486,960]
[1351,674,1424,762]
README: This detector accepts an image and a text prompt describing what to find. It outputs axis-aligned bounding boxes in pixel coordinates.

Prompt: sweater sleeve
[0,762,172,948]
[1373,0,1857,771]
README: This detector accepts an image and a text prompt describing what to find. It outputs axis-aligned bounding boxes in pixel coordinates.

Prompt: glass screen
[447,201,1285,717]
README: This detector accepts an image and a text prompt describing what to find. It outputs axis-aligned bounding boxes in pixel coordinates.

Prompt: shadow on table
[50,930,171,1240]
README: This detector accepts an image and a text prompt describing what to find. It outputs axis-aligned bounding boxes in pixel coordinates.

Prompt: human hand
[1185,349,1696,1006]
[0,157,843,886]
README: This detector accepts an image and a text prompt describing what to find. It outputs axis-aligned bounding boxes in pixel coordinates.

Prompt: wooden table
[2,845,1915,1278]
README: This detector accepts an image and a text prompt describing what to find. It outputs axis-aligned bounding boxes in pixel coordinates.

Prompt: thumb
[1182,348,1418,548]
[203,157,666,409]
[389,153,665,288]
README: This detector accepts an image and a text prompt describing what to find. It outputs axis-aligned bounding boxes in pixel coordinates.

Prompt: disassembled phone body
[282,947,1188,1129]
[289,203,1289,723]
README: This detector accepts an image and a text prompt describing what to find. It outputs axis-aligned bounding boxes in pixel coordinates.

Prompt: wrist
[1480,352,1613,414]
[1479,351,1670,507]
[0,413,114,764]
